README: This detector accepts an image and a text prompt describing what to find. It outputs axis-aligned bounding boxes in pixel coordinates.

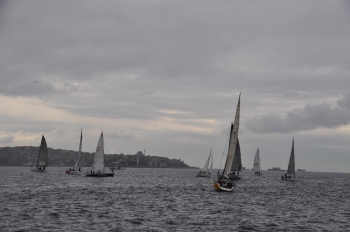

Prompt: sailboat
[85,132,114,177]
[66,129,83,175]
[214,93,241,192]
[31,135,48,172]
[253,148,262,175]
[196,148,213,177]
[281,137,299,181]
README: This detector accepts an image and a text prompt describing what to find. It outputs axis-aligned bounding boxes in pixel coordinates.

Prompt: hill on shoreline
[0,146,194,168]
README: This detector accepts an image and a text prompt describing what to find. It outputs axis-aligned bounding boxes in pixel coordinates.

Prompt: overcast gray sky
[1,0,349,172]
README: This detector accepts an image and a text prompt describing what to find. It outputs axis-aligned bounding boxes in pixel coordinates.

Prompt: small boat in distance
[253,148,262,175]
[66,129,83,175]
[267,167,284,171]
[281,137,300,181]
[297,169,306,172]
[110,162,126,171]
[85,132,114,177]
[31,135,48,172]
[196,148,213,177]
[214,93,241,192]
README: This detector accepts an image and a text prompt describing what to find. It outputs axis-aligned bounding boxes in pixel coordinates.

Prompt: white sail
[253,148,260,172]
[202,148,212,172]
[74,129,83,168]
[223,94,240,176]
[287,138,295,176]
[92,132,105,173]
[37,135,48,167]
[209,151,213,172]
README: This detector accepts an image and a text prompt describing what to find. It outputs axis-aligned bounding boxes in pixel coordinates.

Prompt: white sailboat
[66,129,83,175]
[85,132,114,177]
[31,135,48,172]
[196,148,213,177]
[281,137,299,181]
[214,93,241,192]
[253,148,262,175]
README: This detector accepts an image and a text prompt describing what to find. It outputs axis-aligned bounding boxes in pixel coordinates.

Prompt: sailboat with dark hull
[214,93,241,192]
[253,148,262,175]
[31,135,48,172]
[66,129,83,175]
[85,132,114,177]
[281,137,299,181]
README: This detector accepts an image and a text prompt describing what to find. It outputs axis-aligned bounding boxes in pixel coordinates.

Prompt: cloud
[246,94,350,133]
[108,131,136,141]
[0,135,15,144]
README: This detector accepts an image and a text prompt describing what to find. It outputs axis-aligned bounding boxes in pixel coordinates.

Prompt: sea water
[0,167,349,231]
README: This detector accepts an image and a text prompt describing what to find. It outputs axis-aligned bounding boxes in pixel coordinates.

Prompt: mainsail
[37,135,48,167]
[202,148,212,172]
[209,151,213,172]
[93,132,105,173]
[223,93,240,176]
[74,129,83,168]
[253,148,260,172]
[287,137,295,176]
[231,138,242,171]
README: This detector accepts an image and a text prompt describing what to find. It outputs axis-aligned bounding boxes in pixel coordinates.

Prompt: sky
[0,0,349,172]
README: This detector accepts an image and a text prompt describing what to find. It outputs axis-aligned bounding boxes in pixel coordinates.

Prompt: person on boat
[208,172,210,175]
[237,172,239,176]
[281,175,284,178]
[78,167,81,172]
[43,167,45,170]
[217,178,222,186]
[285,173,287,178]
[69,168,71,171]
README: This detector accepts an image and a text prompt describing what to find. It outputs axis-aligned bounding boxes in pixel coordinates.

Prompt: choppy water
[0,167,350,231]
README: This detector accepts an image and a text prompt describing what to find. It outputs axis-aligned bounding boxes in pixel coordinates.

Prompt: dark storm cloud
[246,94,350,133]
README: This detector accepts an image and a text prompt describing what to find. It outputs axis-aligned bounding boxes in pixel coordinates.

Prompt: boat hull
[213,181,235,192]
[85,173,114,177]
[66,170,82,175]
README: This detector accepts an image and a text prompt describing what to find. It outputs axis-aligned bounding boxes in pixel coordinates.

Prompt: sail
[231,138,242,171]
[74,129,82,168]
[202,148,212,171]
[209,151,213,172]
[253,148,260,172]
[92,132,105,172]
[37,135,48,167]
[287,138,295,176]
[223,93,240,176]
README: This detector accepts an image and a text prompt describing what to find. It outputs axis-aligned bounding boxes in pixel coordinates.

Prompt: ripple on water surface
[1,167,350,231]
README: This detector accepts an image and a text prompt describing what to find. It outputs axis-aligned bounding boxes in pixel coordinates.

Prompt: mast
[223,93,241,176]
[287,137,295,177]
[75,129,82,168]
